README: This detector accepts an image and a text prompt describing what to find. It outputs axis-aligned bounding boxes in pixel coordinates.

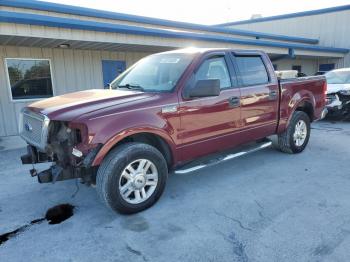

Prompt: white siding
[0,45,151,136]
[228,10,350,68]
[0,22,290,56]
[273,58,318,76]
[229,10,350,48]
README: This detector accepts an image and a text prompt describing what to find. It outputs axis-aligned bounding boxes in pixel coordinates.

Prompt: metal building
[0,0,349,137]
[217,5,350,74]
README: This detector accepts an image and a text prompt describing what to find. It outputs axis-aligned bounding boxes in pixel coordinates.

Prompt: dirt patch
[311,126,343,132]
[121,215,149,232]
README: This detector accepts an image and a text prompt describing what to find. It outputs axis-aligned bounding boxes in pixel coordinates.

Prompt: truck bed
[277,75,327,133]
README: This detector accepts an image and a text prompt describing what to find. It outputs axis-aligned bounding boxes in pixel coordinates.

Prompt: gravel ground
[0,120,349,262]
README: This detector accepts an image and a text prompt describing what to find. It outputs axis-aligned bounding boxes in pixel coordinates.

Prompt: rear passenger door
[231,53,279,138]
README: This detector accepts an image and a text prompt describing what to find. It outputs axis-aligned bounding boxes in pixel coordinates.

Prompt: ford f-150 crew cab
[19,48,327,214]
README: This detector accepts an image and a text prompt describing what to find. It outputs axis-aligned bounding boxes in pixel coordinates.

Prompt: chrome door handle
[269,90,278,100]
[228,96,240,107]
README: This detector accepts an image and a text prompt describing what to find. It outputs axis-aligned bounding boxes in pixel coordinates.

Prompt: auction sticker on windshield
[160,58,180,63]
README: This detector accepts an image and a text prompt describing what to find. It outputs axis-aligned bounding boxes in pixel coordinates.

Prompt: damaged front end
[326,90,350,117]
[19,109,101,184]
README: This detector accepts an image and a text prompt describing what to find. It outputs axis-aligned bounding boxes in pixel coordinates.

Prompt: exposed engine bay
[21,120,99,184]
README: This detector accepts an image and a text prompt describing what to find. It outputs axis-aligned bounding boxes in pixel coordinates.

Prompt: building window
[319,63,335,72]
[5,58,53,100]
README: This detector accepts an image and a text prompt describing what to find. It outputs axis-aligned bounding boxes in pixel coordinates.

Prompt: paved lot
[0,120,350,262]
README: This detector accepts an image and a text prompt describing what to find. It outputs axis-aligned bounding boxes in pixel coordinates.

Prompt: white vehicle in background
[325,68,350,117]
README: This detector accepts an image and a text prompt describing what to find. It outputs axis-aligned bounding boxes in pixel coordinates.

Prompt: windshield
[111,53,195,92]
[325,70,350,84]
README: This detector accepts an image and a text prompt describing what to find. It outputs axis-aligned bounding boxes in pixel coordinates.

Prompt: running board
[174,141,272,175]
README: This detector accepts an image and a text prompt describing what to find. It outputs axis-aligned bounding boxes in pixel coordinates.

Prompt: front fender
[85,103,180,166]
[91,126,177,166]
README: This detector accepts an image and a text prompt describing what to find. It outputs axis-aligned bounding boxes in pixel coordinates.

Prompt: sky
[43,0,350,25]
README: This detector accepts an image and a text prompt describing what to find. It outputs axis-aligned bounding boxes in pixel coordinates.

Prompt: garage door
[102,60,126,88]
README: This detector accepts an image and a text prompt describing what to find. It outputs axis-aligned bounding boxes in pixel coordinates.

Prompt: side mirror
[188,79,220,98]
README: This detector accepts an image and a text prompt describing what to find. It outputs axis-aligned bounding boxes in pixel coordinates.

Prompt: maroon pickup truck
[20,48,327,214]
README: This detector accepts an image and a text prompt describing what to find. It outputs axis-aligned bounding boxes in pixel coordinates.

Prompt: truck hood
[28,89,155,121]
[327,83,350,94]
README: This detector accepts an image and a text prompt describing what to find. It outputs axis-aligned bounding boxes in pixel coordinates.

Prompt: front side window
[235,56,269,86]
[195,56,231,89]
[6,59,53,100]
[111,53,194,92]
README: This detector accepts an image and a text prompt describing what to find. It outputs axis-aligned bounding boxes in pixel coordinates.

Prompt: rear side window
[235,56,269,86]
[195,56,231,89]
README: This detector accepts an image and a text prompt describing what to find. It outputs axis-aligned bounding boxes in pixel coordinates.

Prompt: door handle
[228,96,240,107]
[269,90,278,100]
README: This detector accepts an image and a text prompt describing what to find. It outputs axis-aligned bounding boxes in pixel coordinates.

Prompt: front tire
[275,111,311,154]
[96,142,168,214]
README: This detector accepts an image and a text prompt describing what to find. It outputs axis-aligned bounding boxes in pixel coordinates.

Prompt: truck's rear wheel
[96,142,168,214]
[275,111,311,154]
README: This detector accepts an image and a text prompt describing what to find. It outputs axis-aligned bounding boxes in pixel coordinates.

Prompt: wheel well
[296,101,314,122]
[112,133,173,167]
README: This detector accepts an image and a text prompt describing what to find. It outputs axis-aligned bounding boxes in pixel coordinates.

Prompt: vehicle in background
[325,68,350,117]
[315,71,327,76]
[19,48,327,214]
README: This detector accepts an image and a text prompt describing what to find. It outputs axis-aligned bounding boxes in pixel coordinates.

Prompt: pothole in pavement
[45,204,74,225]
[0,204,74,246]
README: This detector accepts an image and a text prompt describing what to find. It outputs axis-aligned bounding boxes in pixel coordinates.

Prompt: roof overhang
[0,34,173,53]
[1,0,319,44]
[0,11,347,58]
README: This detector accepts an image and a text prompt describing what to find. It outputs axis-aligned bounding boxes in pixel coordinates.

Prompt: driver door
[177,53,241,162]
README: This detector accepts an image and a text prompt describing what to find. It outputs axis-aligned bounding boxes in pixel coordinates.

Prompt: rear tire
[275,111,311,154]
[96,142,168,214]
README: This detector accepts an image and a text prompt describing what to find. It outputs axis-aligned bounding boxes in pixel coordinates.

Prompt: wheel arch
[286,95,316,129]
[92,128,176,168]
[295,100,314,121]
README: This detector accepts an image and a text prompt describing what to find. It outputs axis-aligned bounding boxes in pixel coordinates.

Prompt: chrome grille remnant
[19,109,50,150]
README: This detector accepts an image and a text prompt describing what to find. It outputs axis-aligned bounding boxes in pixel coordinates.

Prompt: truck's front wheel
[96,143,168,214]
[275,111,311,154]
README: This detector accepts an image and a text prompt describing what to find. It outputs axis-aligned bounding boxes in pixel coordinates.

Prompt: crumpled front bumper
[21,144,102,183]
[326,93,343,110]
[325,92,350,118]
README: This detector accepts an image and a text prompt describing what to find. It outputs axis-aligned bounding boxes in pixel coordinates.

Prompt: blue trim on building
[0,11,348,54]
[216,4,350,26]
[0,0,319,44]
